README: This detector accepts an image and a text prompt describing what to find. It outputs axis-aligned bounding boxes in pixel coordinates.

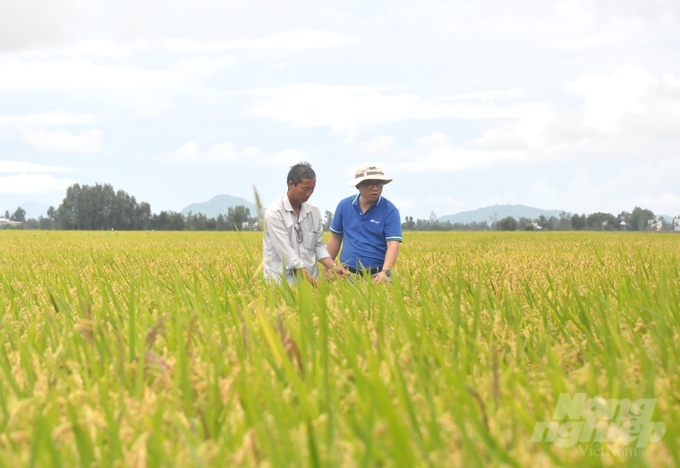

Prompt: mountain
[12,201,51,220]
[439,204,569,224]
[180,195,257,218]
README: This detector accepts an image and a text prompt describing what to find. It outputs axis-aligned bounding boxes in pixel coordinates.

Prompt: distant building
[241,221,259,231]
[620,220,627,231]
[0,218,22,227]
[531,222,543,231]
[674,216,680,232]
[648,219,663,231]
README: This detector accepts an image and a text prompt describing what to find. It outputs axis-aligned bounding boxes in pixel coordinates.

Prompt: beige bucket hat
[347,163,393,187]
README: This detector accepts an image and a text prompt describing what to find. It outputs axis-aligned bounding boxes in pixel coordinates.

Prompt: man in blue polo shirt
[327,163,402,283]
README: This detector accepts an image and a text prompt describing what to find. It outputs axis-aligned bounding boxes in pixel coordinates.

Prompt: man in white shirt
[263,162,348,285]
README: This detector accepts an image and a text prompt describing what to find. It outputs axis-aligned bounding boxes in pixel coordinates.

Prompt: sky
[1,0,680,220]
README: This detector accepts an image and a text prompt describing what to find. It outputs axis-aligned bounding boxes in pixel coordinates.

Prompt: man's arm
[326,232,343,261]
[382,240,400,271]
[314,211,348,278]
[374,240,400,283]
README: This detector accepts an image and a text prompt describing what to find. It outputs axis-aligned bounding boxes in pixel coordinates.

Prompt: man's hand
[320,256,349,280]
[373,271,389,284]
[304,269,318,287]
[324,264,350,280]
[295,268,317,287]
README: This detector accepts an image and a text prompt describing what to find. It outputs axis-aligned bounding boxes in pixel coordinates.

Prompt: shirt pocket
[305,231,318,251]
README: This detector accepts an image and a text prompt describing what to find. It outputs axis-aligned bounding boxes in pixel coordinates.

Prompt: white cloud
[388,66,680,174]
[465,121,533,152]
[165,30,357,54]
[425,196,463,205]
[134,109,163,117]
[66,39,138,59]
[0,161,73,173]
[266,62,292,73]
[0,173,73,194]
[447,89,522,100]
[532,179,557,198]
[0,113,96,126]
[19,129,103,153]
[0,112,102,153]
[621,73,680,139]
[0,0,80,52]
[360,134,396,155]
[566,65,658,131]
[390,198,414,210]
[0,60,183,91]
[530,157,680,214]
[399,145,532,172]
[243,84,533,139]
[415,132,452,152]
[271,150,308,166]
[164,142,306,167]
[175,55,235,77]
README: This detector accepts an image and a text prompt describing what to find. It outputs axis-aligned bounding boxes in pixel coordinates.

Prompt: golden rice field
[0,230,678,467]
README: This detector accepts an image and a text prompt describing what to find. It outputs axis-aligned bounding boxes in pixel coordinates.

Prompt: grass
[0,230,678,467]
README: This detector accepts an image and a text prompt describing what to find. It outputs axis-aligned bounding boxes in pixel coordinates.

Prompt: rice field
[0,230,678,467]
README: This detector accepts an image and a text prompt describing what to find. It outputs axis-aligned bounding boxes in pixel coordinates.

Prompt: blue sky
[1,0,680,219]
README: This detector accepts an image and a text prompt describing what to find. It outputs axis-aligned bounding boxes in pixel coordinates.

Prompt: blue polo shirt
[330,195,402,269]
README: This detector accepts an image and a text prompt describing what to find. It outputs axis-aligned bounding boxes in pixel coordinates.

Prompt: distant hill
[180,195,257,218]
[439,204,569,224]
[12,201,51,220]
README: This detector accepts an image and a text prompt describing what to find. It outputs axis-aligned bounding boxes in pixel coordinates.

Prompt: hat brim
[347,175,393,187]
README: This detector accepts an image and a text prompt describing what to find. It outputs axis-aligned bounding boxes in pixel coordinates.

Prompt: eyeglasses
[294,222,303,244]
[360,181,384,189]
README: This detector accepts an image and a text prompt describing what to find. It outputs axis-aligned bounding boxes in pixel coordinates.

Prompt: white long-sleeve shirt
[262,195,330,284]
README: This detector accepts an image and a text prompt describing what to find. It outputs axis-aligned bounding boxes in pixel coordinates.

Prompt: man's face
[288,178,316,204]
[357,179,384,203]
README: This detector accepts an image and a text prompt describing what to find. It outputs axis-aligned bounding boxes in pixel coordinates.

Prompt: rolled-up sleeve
[264,209,305,271]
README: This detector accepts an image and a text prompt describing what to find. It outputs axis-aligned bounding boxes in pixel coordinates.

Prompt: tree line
[401,207,672,231]
[3,183,256,231]
[2,183,673,232]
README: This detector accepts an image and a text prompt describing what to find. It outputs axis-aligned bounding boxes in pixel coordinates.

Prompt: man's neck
[358,195,376,212]
[287,193,302,216]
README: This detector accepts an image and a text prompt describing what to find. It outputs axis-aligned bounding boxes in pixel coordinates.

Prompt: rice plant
[0,230,677,467]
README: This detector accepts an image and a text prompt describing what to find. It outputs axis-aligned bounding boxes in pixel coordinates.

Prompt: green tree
[499,216,517,231]
[402,216,416,230]
[571,213,586,230]
[56,183,152,230]
[629,207,655,231]
[323,210,333,231]
[587,212,617,231]
[11,207,26,222]
[226,205,251,230]
[216,214,229,231]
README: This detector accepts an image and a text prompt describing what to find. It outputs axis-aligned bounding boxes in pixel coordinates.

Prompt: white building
[648,219,663,231]
[0,218,22,227]
[674,217,680,232]
[241,221,259,231]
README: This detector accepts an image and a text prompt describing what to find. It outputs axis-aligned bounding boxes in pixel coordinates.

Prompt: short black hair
[287,162,316,186]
